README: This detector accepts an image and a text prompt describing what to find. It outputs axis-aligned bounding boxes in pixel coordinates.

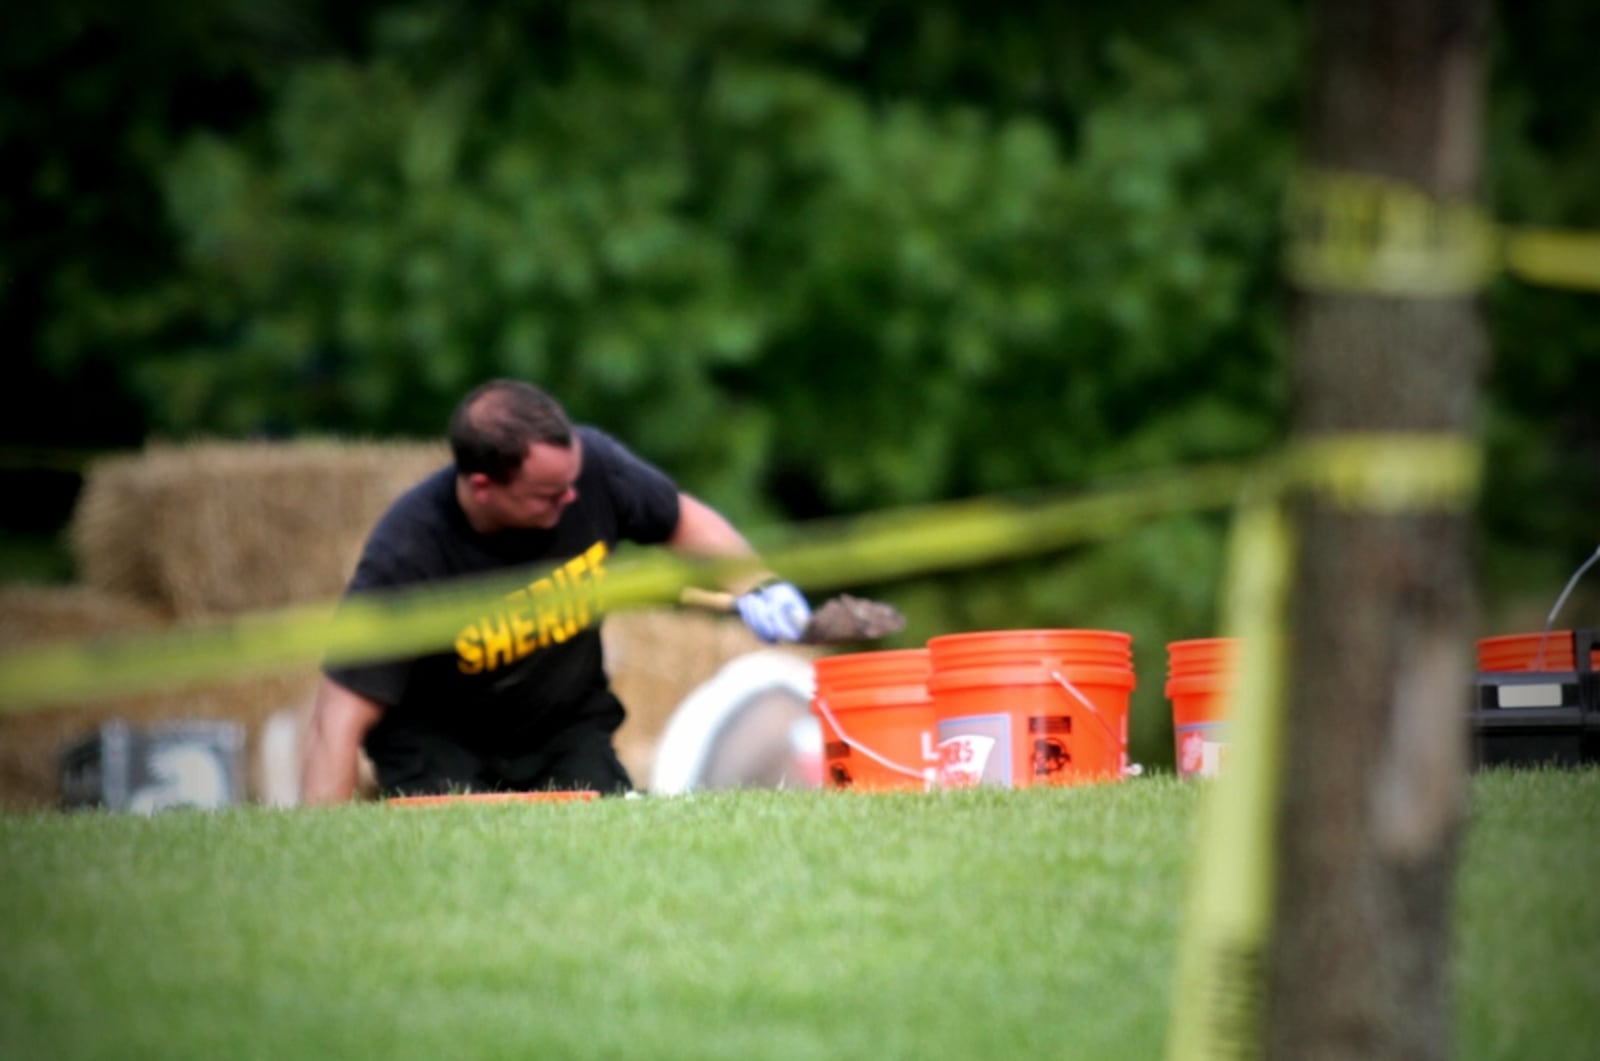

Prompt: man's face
[471,437,582,532]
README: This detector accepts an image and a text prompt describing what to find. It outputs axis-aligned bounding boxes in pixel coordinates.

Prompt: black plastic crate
[59,719,246,812]
[1471,629,1599,769]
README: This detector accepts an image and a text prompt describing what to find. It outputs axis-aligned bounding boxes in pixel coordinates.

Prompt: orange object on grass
[388,791,598,807]
[811,648,935,792]
[1165,637,1239,779]
[928,629,1136,788]
[1476,631,1598,673]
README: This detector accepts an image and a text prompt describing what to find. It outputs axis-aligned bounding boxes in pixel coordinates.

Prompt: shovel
[678,587,906,645]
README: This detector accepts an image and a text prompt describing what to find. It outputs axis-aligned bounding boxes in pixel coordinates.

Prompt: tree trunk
[1269,3,1490,1060]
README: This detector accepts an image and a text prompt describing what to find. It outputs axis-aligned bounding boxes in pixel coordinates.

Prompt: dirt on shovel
[799,593,906,645]
[678,587,905,645]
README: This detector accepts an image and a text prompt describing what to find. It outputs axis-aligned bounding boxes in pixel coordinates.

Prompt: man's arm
[668,492,812,643]
[668,492,770,593]
[300,677,385,805]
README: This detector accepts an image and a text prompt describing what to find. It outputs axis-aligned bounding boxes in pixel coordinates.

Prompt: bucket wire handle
[1047,667,1143,778]
[1534,544,1600,670]
[813,696,937,786]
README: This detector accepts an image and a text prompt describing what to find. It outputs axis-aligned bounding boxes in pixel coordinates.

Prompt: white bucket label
[1496,683,1564,709]
[1178,723,1228,779]
[936,713,1012,787]
[937,735,994,787]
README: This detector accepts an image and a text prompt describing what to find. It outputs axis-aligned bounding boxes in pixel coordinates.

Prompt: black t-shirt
[325,426,681,759]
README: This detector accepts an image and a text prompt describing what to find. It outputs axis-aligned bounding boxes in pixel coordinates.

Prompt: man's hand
[300,678,384,804]
[735,581,813,643]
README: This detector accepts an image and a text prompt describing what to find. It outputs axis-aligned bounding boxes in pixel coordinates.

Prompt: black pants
[368,707,634,798]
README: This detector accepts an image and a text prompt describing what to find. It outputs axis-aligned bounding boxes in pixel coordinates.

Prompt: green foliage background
[4,0,1597,767]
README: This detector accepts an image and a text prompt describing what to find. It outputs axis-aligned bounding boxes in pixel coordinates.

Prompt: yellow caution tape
[1166,496,1295,1061]
[0,435,1480,713]
[0,558,702,713]
[1286,433,1482,512]
[1286,168,1600,296]
[1502,226,1600,295]
[1285,169,1498,297]
[1164,433,1476,1059]
[0,462,1255,712]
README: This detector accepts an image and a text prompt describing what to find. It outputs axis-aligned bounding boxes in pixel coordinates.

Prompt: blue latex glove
[735,581,812,643]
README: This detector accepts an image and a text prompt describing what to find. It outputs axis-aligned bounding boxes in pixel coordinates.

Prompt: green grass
[0,773,1595,1060]
[1456,769,1600,1061]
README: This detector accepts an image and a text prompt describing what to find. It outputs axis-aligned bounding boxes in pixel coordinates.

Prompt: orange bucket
[1476,630,1599,673]
[389,791,599,807]
[1165,638,1239,779]
[811,649,936,791]
[927,629,1135,788]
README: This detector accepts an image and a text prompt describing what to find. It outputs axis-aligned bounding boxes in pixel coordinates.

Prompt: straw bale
[0,665,319,812]
[71,439,449,619]
[65,452,169,608]
[605,607,819,788]
[0,583,170,648]
[0,581,332,811]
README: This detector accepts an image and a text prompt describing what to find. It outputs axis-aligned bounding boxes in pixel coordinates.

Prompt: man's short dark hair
[449,379,574,483]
